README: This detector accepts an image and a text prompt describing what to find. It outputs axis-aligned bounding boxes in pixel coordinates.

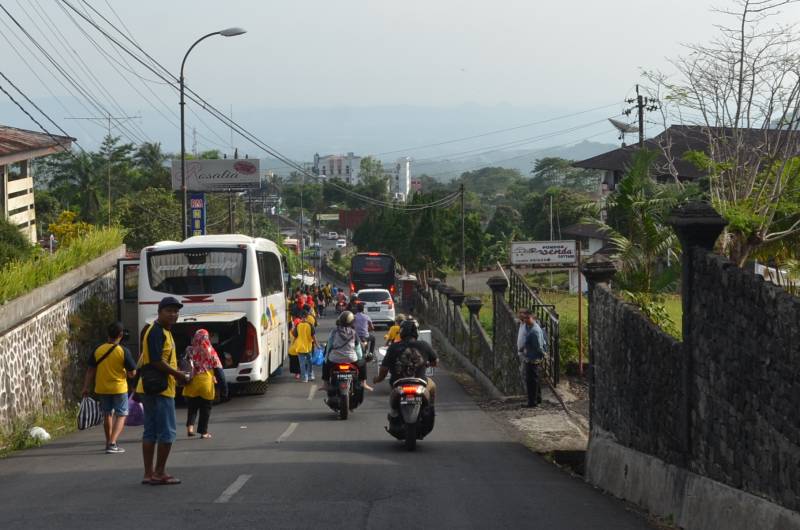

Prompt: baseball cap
[158,296,183,310]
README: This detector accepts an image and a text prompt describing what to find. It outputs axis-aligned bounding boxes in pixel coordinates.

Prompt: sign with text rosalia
[510,240,577,267]
[171,159,261,191]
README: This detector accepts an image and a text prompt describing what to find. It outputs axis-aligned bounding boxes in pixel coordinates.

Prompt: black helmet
[399,318,419,340]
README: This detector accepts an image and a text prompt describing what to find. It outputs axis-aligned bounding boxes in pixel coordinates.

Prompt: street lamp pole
[180,27,246,239]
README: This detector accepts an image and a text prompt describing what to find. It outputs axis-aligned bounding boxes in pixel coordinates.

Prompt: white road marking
[276,422,299,443]
[214,474,252,503]
[307,384,317,400]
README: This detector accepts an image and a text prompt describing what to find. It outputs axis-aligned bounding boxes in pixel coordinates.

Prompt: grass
[461,293,494,338]
[0,405,78,458]
[0,228,123,304]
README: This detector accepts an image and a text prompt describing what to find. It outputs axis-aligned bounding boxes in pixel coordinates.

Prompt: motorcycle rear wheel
[339,395,349,420]
[404,423,417,451]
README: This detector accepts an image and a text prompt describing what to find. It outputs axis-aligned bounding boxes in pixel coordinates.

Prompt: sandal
[141,477,152,485]
[150,474,181,485]
[200,433,212,439]
[187,430,195,437]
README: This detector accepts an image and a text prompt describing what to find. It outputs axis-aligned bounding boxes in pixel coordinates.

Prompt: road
[0,308,653,530]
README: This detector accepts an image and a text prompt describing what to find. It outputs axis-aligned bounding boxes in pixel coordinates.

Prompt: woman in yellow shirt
[183,329,222,438]
[292,311,317,382]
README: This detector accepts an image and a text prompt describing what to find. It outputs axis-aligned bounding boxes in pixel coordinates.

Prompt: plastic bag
[77,397,103,430]
[311,345,325,366]
[126,394,144,426]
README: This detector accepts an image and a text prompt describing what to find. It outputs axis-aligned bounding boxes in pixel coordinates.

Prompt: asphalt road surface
[0,308,653,530]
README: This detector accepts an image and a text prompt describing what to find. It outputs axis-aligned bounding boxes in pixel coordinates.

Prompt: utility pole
[299,171,305,289]
[624,84,659,148]
[460,183,466,293]
[65,113,139,226]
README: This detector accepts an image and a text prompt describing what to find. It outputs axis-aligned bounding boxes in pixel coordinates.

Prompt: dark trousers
[186,397,213,434]
[524,361,542,406]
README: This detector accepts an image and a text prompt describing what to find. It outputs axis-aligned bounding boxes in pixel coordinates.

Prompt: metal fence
[506,267,561,385]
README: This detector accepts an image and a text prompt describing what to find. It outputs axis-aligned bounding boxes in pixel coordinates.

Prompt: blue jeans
[141,394,177,444]
[298,353,313,381]
[98,393,129,416]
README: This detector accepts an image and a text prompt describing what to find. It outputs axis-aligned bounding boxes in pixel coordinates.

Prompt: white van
[132,235,287,394]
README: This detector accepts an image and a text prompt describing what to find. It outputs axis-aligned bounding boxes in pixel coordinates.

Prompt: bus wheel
[245,380,268,395]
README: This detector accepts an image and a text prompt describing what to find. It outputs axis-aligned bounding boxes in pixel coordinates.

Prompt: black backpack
[395,344,426,378]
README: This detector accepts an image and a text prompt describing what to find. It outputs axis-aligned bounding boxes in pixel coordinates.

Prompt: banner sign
[316,213,339,221]
[189,192,206,236]
[171,159,261,191]
[510,240,577,267]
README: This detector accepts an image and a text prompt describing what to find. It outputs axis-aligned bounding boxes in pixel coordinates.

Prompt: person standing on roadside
[81,321,137,454]
[292,310,317,382]
[517,309,545,408]
[184,329,222,439]
[137,296,189,485]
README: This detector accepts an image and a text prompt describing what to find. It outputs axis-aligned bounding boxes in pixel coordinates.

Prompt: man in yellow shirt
[384,314,406,347]
[138,296,188,485]
[81,321,137,454]
[292,310,317,382]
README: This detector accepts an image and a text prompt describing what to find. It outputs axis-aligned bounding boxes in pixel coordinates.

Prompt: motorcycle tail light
[337,364,351,371]
[401,385,423,395]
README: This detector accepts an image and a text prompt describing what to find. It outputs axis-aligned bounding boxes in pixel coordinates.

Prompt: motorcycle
[386,376,435,451]
[335,300,346,314]
[325,363,363,420]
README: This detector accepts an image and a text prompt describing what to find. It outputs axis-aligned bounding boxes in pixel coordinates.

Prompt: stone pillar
[435,282,449,328]
[449,290,465,347]
[667,201,727,463]
[486,276,508,354]
[581,255,618,434]
[465,296,482,364]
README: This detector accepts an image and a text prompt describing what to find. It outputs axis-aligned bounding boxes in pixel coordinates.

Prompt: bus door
[117,258,141,355]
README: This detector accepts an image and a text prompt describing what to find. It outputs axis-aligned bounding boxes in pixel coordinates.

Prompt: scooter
[325,363,363,420]
[386,376,435,451]
[335,300,346,314]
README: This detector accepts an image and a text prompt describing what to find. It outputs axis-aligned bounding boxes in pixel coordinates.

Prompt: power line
[374,102,622,156]
[0,2,147,145]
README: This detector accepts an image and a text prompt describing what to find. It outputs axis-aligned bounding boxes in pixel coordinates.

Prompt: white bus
[128,235,287,394]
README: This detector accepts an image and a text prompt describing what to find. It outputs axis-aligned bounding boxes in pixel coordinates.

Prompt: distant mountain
[404,140,619,181]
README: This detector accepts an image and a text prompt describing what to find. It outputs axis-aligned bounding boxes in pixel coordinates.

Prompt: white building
[313,152,361,185]
[389,157,412,201]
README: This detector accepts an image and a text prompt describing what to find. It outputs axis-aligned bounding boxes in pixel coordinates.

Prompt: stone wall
[688,248,800,510]
[585,202,800,522]
[590,285,685,466]
[0,269,116,431]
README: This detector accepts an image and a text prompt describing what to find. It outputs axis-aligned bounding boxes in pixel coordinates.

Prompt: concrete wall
[0,247,122,431]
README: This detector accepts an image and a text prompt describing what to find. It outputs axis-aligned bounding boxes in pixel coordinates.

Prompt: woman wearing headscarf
[183,329,222,439]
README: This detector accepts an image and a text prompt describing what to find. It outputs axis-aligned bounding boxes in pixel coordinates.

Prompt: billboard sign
[188,192,206,236]
[510,240,577,267]
[316,213,339,221]
[171,159,261,191]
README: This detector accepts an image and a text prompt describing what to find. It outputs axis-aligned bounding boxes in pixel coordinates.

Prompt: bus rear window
[148,249,246,295]
[352,256,393,274]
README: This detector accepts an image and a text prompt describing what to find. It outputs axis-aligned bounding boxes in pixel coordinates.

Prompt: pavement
[0,292,654,530]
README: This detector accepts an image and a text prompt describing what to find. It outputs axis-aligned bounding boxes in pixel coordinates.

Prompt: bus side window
[257,251,284,295]
[257,252,269,297]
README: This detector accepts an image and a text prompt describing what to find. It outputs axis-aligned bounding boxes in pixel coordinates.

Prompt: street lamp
[180,27,246,239]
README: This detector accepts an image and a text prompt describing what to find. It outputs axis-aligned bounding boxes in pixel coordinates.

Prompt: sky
[1,0,798,163]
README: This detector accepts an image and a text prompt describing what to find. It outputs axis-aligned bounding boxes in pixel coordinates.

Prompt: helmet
[395,313,406,324]
[399,318,419,340]
[337,311,355,327]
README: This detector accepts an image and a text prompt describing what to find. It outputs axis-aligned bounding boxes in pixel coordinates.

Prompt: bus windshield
[147,248,246,295]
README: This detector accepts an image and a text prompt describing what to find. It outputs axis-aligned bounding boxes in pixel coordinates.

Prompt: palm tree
[134,141,170,189]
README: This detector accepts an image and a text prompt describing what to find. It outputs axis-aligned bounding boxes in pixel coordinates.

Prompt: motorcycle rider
[321,311,369,390]
[353,303,376,358]
[373,318,437,411]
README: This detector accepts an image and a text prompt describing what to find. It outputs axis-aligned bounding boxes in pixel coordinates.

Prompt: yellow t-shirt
[183,370,214,401]
[91,343,135,395]
[136,322,177,398]
[293,320,315,354]
[384,325,401,343]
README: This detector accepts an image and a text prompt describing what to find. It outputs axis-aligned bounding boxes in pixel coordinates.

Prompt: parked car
[336,238,347,248]
[327,231,339,240]
[355,288,395,328]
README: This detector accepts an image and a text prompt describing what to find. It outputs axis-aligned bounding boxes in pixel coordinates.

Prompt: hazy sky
[1,0,798,158]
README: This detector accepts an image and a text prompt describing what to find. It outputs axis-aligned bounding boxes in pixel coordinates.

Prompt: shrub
[0,217,33,268]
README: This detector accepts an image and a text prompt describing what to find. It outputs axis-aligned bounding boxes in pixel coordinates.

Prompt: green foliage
[520,188,592,240]
[0,404,78,457]
[0,228,123,303]
[332,249,342,263]
[622,291,680,338]
[0,217,33,268]
[485,205,522,240]
[530,157,601,193]
[48,211,94,247]
[113,188,180,250]
[68,296,115,359]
